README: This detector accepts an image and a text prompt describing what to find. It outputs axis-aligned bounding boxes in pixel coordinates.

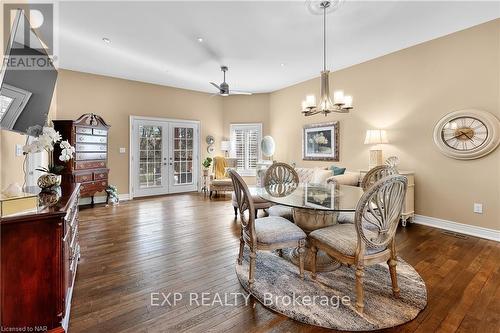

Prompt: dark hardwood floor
[69,193,500,333]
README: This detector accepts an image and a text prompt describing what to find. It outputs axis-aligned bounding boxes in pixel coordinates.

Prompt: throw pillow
[330,165,346,176]
[312,168,332,184]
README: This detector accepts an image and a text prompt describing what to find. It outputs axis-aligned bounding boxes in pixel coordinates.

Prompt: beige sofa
[295,167,360,186]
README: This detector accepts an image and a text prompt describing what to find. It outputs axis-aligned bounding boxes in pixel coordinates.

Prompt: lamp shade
[364,130,389,145]
[220,140,231,151]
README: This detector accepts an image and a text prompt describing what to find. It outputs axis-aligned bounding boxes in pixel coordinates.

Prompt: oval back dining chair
[360,165,398,191]
[309,174,408,313]
[265,162,299,221]
[229,169,306,289]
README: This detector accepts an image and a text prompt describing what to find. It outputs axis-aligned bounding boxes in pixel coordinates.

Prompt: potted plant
[23,126,75,190]
[202,157,212,176]
[105,184,119,205]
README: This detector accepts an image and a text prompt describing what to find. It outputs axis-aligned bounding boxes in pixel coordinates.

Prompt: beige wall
[222,94,270,139]
[222,94,271,185]
[56,69,225,194]
[269,19,500,230]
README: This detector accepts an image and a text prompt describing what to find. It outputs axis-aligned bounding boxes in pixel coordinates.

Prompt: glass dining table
[257,182,364,272]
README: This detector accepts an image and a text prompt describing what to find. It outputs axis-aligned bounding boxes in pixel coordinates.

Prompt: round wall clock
[433,109,500,160]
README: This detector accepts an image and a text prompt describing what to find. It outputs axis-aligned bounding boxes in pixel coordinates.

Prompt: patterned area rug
[235,249,427,331]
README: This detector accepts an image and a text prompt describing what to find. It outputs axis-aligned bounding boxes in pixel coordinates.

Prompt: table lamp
[364,129,388,169]
[220,140,231,158]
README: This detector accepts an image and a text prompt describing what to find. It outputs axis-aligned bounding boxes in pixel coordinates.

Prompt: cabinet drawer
[94,171,108,180]
[76,152,107,161]
[75,173,93,183]
[76,143,107,152]
[80,180,107,193]
[75,160,106,170]
[76,127,93,135]
[93,129,108,136]
[76,134,107,144]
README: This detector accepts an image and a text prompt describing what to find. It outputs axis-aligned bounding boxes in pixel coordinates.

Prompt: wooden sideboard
[53,114,110,205]
[360,169,415,226]
[0,184,80,332]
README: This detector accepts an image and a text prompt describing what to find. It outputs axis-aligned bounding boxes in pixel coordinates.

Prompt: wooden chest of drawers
[0,184,80,332]
[53,114,110,205]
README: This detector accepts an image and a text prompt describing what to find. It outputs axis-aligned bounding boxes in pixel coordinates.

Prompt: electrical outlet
[473,203,483,214]
[119,148,126,153]
[15,144,23,157]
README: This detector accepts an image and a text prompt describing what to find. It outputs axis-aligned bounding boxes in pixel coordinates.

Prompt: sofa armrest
[327,172,360,186]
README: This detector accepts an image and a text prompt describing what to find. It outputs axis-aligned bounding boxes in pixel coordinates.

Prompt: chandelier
[302,0,353,116]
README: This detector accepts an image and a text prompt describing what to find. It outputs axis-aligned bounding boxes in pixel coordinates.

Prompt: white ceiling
[56,1,500,94]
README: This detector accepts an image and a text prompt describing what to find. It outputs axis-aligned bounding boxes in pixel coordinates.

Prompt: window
[230,123,262,176]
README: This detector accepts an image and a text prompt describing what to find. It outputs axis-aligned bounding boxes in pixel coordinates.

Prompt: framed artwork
[302,122,339,161]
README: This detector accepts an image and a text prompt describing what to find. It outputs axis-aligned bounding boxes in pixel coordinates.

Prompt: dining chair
[229,169,306,288]
[336,165,398,225]
[266,162,299,221]
[360,165,398,191]
[309,174,408,313]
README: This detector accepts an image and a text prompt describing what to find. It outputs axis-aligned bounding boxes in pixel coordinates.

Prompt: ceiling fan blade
[230,90,253,95]
[209,82,221,90]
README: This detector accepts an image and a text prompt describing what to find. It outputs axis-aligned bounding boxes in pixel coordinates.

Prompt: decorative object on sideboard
[52,113,111,206]
[303,122,339,161]
[301,1,353,116]
[261,135,276,161]
[205,135,215,154]
[220,140,231,158]
[433,109,500,160]
[0,184,38,217]
[38,186,62,207]
[22,126,75,190]
[364,129,389,169]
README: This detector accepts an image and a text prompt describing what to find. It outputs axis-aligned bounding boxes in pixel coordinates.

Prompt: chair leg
[388,240,400,298]
[388,258,400,298]
[234,206,238,217]
[298,239,305,279]
[355,264,365,314]
[310,245,317,279]
[249,250,256,289]
[209,190,213,198]
[237,234,244,265]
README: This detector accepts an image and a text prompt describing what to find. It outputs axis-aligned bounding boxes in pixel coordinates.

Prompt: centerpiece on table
[23,126,75,190]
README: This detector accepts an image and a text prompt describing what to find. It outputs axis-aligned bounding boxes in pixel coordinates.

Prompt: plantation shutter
[230,124,262,176]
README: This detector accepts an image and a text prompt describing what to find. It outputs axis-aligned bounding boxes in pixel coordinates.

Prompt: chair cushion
[268,205,293,221]
[309,224,385,256]
[255,216,306,244]
[211,178,232,186]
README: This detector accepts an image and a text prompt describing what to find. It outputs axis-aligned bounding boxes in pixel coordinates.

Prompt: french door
[132,118,199,197]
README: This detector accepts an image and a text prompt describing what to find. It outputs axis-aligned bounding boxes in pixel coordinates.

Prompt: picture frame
[302,122,339,161]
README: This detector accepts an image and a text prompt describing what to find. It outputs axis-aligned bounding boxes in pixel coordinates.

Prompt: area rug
[235,249,427,331]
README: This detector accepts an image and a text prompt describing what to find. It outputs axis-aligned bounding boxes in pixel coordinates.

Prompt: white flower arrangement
[308,132,329,146]
[23,126,75,174]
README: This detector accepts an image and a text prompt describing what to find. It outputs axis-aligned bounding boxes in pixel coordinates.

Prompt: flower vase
[37,173,62,189]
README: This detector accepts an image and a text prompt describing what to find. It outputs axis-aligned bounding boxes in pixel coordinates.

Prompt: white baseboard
[79,193,130,205]
[413,214,500,242]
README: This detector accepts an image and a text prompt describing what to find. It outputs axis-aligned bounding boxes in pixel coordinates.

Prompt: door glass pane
[139,125,162,188]
[173,126,194,185]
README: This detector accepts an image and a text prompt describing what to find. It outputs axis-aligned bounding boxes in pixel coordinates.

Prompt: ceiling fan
[209,66,252,96]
